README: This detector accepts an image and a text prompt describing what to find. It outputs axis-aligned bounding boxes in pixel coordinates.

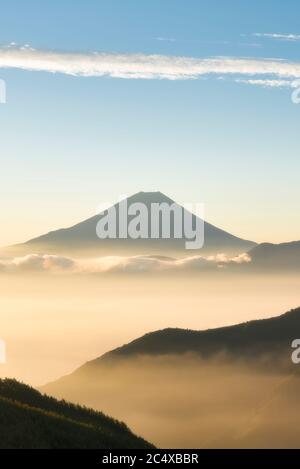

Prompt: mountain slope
[43,307,300,395]
[98,306,300,361]
[19,191,255,255]
[0,379,153,449]
[248,241,300,270]
[42,307,300,449]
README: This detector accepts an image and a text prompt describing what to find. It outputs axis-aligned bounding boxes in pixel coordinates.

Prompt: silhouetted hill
[248,241,300,270]
[43,307,300,400]
[17,192,255,255]
[0,379,153,449]
[91,306,300,365]
[41,307,300,449]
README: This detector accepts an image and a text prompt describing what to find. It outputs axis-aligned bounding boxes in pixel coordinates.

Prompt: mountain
[95,308,299,363]
[42,307,300,449]
[0,379,153,449]
[248,241,300,270]
[44,307,300,386]
[15,192,255,256]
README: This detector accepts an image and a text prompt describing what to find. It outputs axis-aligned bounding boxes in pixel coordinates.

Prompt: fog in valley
[43,355,300,449]
[0,270,299,386]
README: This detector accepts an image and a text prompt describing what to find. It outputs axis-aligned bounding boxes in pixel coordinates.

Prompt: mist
[0,271,299,386]
[42,355,300,449]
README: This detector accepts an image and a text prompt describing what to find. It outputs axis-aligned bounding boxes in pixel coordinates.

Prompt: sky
[0,0,300,246]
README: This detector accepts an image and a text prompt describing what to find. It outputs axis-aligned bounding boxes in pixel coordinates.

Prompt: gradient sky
[0,0,300,246]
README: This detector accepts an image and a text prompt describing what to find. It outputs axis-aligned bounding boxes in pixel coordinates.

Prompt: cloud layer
[236,78,299,88]
[254,33,300,41]
[1,45,300,83]
[0,253,251,274]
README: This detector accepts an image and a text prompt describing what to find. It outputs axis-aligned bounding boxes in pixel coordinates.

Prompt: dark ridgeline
[40,306,300,450]
[248,240,300,270]
[43,307,300,392]
[98,306,300,362]
[0,379,154,449]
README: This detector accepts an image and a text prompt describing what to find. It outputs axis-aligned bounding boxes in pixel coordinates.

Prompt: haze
[1,271,299,385]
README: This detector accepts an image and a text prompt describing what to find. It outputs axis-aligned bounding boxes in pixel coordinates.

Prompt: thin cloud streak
[1,45,300,81]
[156,37,176,42]
[236,78,296,88]
[254,33,300,41]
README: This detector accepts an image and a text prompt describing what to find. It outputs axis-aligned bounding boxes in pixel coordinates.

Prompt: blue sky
[0,0,300,245]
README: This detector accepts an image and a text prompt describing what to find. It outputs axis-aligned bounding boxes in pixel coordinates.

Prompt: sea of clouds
[0,253,251,274]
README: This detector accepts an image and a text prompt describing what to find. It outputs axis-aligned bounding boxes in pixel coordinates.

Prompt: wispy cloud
[1,44,300,83]
[0,254,75,273]
[254,33,300,41]
[0,253,251,274]
[156,37,176,42]
[236,78,296,88]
